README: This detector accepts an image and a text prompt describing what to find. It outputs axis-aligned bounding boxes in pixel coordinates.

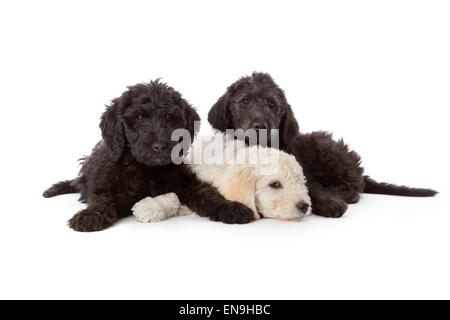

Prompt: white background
[0,0,449,299]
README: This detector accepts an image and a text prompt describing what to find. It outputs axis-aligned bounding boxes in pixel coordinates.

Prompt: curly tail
[43,179,78,198]
[363,176,437,197]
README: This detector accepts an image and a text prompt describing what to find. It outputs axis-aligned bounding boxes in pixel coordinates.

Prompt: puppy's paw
[177,205,194,216]
[313,198,348,218]
[211,202,255,224]
[153,193,180,217]
[68,210,116,232]
[132,197,169,223]
[344,192,360,204]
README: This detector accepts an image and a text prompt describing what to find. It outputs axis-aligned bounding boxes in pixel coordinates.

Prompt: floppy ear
[181,100,201,138]
[99,100,126,161]
[279,103,299,149]
[221,166,260,220]
[208,91,232,131]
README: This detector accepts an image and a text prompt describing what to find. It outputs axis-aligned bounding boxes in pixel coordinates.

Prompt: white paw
[153,193,180,217]
[177,205,194,216]
[132,193,181,223]
[132,197,168,223]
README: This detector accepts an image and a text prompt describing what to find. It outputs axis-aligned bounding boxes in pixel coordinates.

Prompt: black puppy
[44,80,254,231]
[208,72,436,218]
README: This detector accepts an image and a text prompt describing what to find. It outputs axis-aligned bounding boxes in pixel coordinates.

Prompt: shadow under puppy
[43,80,255,231]
[132,133,312,222]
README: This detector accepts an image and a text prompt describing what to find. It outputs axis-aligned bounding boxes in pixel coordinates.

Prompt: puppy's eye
[241,98,249,104]
[269,181,282,189]
[267,99,275,107]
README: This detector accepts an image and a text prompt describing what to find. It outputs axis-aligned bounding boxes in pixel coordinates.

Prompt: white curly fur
[187,133,311,220]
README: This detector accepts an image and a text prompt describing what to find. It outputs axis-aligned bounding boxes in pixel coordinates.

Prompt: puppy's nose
[251,120,268,130]
[151,143,167,153]
[296,201,309,214]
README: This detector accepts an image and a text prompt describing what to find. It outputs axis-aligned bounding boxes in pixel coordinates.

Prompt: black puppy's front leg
[190,184,255,224]
[68,194,119,232]
[308,182,348,218]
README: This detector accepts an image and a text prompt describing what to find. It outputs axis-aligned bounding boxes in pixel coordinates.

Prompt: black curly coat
[208,72,437,218]
[44,80,254,231]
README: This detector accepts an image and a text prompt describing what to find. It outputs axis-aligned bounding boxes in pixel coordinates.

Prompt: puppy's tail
[43,179,78,198]
[363,176,437,197]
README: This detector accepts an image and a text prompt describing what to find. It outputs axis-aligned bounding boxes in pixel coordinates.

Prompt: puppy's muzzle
[251,120,268,130]
[151,142,167,153]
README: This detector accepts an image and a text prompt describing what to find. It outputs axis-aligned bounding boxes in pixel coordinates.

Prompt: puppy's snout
[296,201,309,214]
[251,120,268,130]
[151,142,167,153]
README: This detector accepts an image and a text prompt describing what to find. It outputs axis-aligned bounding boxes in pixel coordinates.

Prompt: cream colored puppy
[133,133,312,222]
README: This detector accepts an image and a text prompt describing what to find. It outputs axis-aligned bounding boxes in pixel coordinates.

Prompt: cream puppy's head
[222,145,312,220]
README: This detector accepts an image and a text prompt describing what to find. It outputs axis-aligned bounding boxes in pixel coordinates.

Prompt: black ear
[182,100,201,138]
[99,100,126,161]
[279,103,299,148]
[208,91,232,131]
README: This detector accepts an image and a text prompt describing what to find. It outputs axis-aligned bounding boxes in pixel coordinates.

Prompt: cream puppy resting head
[220,146,312,220]
[188,133,312,221]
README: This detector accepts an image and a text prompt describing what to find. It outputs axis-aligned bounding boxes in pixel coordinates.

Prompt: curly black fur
[208,72,437,218]
[44,80,254,231]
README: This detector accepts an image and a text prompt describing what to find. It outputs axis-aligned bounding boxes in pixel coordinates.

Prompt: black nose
[151,143,167,153]
[297,201,309,214]
[251,120,268,130]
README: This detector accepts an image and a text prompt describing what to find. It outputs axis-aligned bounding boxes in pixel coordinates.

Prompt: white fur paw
[153,193,180,217]
[132,197,168,223]
[132,193,181,223]
[177,205,194,216]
